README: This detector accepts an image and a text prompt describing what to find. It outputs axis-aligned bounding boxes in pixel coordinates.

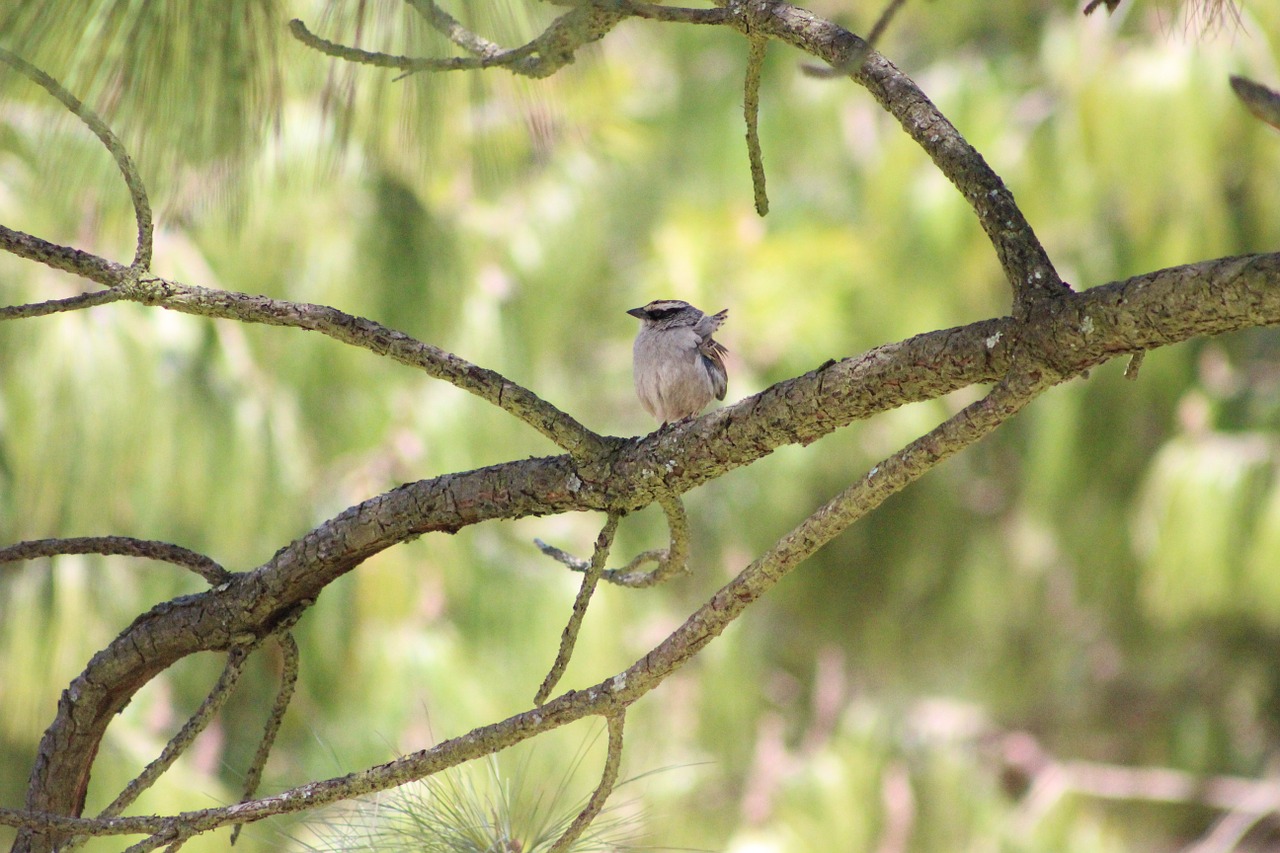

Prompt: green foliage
[2,2,1280,851]
[297,738,644,853]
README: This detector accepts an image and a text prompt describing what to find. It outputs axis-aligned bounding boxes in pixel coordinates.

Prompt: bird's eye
[649,308,676,319]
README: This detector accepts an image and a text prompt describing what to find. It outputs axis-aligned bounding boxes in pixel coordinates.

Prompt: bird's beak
[626,307,647,319]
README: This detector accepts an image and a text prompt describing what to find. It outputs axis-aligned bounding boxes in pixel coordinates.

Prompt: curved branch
[288,19,519,72]
[535,515,621,705]
[12,252,1280,847]
[126,275,607,456]
[0,49,152,272]
[0,537,231,586]
[746,0,1065,312]
[4,367,1044,847]
[535,486,691,587]
[0,227,605,456]
[292,3,630,81]
[230,633,300,845]
[94,647,255,823]
[548,711,627,853]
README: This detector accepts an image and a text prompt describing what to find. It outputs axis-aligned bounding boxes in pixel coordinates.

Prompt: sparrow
[627,299,728,427]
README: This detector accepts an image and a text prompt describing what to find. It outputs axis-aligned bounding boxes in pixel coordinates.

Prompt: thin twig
[534,489,691,588]
[289,19,505,71]
[1124,350,1145,380]
[96,648,255,821]
[0,537,231,586]
[121,827,191,853]
[0,227,606,456]
[744,33,769,216]
[293,3,630,81]
[535,516,621,705]
[866,0,909,48]
[0,48,153,272]
[403,0,511,58]
[0,223,129,287]
[761,4,1065,310]
[230,633,301,844]
[547,711,627,853]
[0,288,126,320]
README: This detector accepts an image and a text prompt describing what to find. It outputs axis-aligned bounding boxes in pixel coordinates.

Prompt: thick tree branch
[6,345,1045,848]
[10,251,1280,849]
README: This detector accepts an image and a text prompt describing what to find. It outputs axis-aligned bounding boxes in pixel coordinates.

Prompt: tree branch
[0,49,152,272]
[6,361,1046,848]
[128,275,608,455]
[547,711,627,853]
[0,225,606,456]
[0,225,129,287]
[748,0,1066,312]
[6,5,1280,844]
[0,289,126,320]
[0,537,231,586]
[536,515,621,705]
[288,19,523,73]
[743,33,769,216]
[535,488,691,587]
[94,647,256,823]
[291,2,630,80]
[230,633,300,845]
[10,249,1280,847]
[404,0,521,59]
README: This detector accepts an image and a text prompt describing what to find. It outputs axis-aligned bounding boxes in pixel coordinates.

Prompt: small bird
[627,299,729,427]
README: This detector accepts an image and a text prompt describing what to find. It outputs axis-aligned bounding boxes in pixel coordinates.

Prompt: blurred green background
[2,1,1280,850]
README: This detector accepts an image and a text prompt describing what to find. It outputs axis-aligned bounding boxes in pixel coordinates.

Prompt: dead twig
[535,515,621,705]
[0,537,231,586]
[547,712,627,853]
[0,48,152,272]
[535,488,691,588]
[230,633,301,844]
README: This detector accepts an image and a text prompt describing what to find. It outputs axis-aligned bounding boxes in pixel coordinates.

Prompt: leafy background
[2,1,1280,850]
